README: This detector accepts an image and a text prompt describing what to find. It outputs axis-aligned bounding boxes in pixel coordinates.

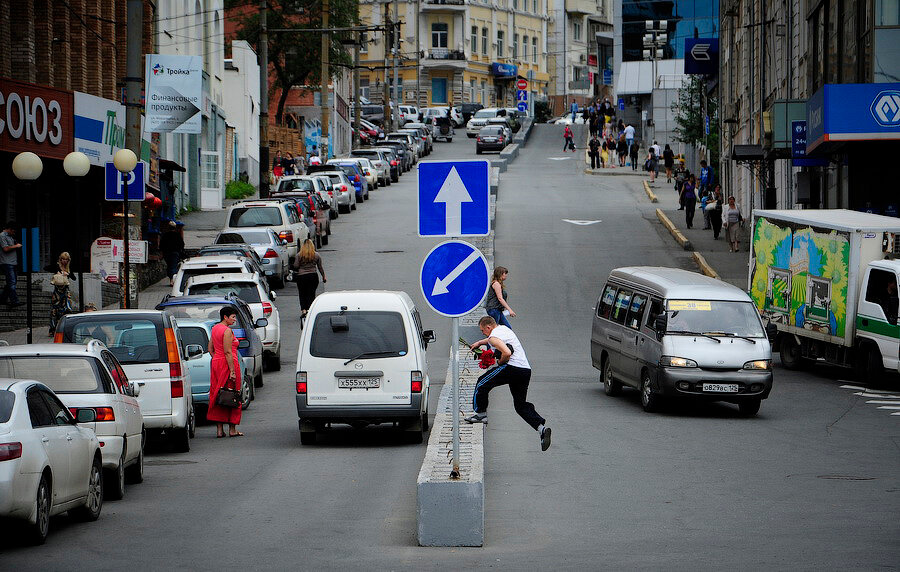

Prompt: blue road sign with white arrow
[420,240,490,317]
[418,160,490,237]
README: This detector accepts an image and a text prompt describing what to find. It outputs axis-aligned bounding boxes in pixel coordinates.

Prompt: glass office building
[621,0,719,62]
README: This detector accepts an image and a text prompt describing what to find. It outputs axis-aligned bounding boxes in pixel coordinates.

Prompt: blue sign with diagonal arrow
[418,160,490,237]
[420,240,490,317]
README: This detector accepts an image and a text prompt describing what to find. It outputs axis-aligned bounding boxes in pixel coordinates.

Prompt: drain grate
[816,475,875,481]
[146,460,198,466]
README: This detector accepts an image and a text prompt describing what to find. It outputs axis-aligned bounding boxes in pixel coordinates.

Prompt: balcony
[421,0,467,11]
[422,48,468,69]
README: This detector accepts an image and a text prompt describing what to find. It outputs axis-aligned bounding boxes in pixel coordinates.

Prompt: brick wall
[69,0,88,92]
[0,2,10,78]
[52,1,71,90]
[10,0,36,83]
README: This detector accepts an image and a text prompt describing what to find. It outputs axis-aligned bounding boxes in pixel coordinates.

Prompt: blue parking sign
[105,161,145,201]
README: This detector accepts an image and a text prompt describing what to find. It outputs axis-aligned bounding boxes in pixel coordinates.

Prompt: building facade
[549,0,614,114]
[358,0,551,113]
[222,40,261,186]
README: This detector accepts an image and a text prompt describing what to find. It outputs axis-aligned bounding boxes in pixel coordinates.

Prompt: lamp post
[11,152,43,344]
[63,152,91,313]
[113,149,138,309]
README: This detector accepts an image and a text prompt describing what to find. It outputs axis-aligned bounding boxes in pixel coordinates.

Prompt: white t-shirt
[651,144,661,156]
[489,325,531,370]
[624,125,635,139]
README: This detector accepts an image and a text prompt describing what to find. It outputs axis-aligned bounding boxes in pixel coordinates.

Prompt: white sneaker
[464,413,488,424]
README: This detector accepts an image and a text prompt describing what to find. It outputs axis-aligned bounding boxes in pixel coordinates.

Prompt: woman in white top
[722,196,744,252]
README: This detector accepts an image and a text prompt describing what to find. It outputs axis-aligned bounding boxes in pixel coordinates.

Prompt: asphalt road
[2,126,898,570]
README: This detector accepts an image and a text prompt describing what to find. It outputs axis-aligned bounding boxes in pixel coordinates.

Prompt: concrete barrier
[691,251,720,279]
[490,167,500,195]
[514,117,533,146]
[656,208,692,251]
[642,181,659,203]
[491,158,508,173]
[499,143,519,162]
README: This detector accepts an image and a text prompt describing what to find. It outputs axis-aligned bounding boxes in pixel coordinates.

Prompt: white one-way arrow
[434,166,473,236]
[432,251,481,296]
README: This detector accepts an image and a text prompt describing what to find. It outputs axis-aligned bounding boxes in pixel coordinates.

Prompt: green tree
[226,0,356,124]
[671,75,719,167]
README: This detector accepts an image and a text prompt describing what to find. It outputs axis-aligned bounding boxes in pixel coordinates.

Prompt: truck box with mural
[749,209,900,381]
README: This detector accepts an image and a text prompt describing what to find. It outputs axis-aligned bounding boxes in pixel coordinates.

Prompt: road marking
[548,157,571,161]
[433,166,473,236]
[866,400,900,405]
[431,251,481,296]
[563,219,601,226]
[841,384,896,394]
[853,392,900,399]
[876,405,900,410]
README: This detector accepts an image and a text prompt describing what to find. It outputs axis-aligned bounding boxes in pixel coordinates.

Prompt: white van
[294,291,435,444]
[591,267,774,416]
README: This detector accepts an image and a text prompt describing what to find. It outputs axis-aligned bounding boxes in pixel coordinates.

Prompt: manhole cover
[816,475,875,481]
[375,250,404,253]
[146,460,198,466]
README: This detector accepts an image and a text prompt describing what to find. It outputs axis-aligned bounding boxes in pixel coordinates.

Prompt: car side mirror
[129,381,141,397]
[75,408,97,423]
[270,291,277,300]
[238,338,250,349]
[185,344,204,360]
[255,318,269,328]
[654,314,667,338]
[422,330,436,343]
[281,239,288,246]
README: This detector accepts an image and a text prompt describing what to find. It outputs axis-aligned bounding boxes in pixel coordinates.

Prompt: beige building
[548,0,613,113]
[358,0,551,111]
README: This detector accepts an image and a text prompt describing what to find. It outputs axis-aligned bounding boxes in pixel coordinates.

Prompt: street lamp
[113,148,137,309]
[11,152,43,344]
[63,151,91,313]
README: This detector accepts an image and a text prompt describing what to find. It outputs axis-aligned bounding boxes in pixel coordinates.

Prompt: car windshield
[309,311,409,359]
[325,173,343,184]
[216,231,269,245]
[164,303,241,323]
[228,207,281,227]
[474,110,496,118]
[277,179,314,193]
[480,127,503,135]
[67,318,165,365]
[180,266,244,292]
[0,357,102,393]
[664,300,766,337]
[0,390,13,423]
[187,282,261,304]
[352,151,377,157]
[177,326,210,353]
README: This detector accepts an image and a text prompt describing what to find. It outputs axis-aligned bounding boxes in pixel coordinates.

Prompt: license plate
[702,383,739,393]
[338,377,381,389]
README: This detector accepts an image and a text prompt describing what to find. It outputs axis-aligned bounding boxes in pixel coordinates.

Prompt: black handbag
[216,386,241,408]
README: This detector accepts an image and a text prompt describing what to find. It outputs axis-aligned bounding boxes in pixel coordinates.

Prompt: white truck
[749,209,900,382]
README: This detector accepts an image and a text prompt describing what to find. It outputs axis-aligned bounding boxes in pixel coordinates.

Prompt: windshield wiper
[665,330,722,343]
[343,351,396,365]
[702,332,757,344]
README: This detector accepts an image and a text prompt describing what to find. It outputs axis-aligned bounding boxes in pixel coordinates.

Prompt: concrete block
[490,167,500,194]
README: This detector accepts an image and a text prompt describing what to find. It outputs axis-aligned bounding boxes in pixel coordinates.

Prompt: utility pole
[383,4,391,128]
[123,0,142,309]
[353,30,361,149]
[392,0,400,131]
[320,0,330,160]
[259,0,270,198]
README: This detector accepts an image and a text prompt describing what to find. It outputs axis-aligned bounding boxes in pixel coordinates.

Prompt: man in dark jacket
[159,221,185,287]
[588,135,601,169]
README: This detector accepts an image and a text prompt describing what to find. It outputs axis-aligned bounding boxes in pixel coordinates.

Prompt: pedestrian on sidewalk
[0,222,22,308]
[563,125,575,152]
[160,221,185,287]
[570,100,578,123]
[617,136,628,167]
[700,188,712,230]
[663,144,675,182]
[650,141,661,176]
[682,175,697,229]
[485,266,515,328]
[647,148,658,184]
[723,196,744,252]
[624,123,635,148]
[629,141,639,170]
[465,316,551,452]
[272,150,284,178]
[49,252,75,336]
[588,135,601,169]
[675,161,687,209]
[208,306,243,438]
[699,160,714,194]
[293,238,327,319]
[709,185,724,239]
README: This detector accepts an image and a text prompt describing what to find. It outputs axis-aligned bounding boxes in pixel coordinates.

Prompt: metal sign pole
[451,316,460,477]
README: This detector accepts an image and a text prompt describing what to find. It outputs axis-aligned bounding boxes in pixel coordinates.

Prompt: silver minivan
[591,267,773,416]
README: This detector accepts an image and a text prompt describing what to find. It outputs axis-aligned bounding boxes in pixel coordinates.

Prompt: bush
[226,179,256,200]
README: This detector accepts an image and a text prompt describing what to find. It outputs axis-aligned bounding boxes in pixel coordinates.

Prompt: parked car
[423,106,463,127]
[375,140,412,172]
[475,125,508,154]
[466,107,507,137]
[359,117,385,140]
[223,199,310,263]
[398,127,428,157]
[349,148,393,186]
[459,102,484,124]
[156,294,267,387]
[210,230,290,288]
[310,174,341,218]
[486,117,513,141]
[175,319,254,412]
[289,196,321,248]
[55,310,197,452]
[307,167,358,213]
[402,122,433,154]
[171,255,262,297]
[196,244,266,273]
[398,105,419,125]
[359,105,385,126]
[353,157,379,190]
[387,132,420,162]
[184,273,282,372]
[0,379,103,544]
[327,159,371,201]
[295,290,435,444]
[0,341,145,500]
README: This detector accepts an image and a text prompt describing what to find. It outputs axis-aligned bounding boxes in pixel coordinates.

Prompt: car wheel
[476,148,482,154]
[188,405,196,438]
[69,455,103,522]
[422,407,430,432]
[125,431,144,484]
[241,374,252,410]
[254,370,264,388]
[779,335,804,370]
[640,370,660,413]
[738,399,761,417]
[446,138,453,142]
[271,273,285,289]
[271,351,281,371]
[856,343,884,386]
[602,358,621,396]
[300,430,316,445]
[171,424,191,453]
[339,204,350,214]
[105,448,126,501]
[28,473,51,545]
[351,202,357,211]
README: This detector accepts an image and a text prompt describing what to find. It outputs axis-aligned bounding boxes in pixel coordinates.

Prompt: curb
[583,168,645,177]
[655,208,692,251]
[642,181,658,203]
[691,251,721,280]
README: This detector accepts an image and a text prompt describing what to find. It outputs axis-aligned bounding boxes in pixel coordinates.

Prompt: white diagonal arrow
[434,166,473,236]
[432,251,480,296]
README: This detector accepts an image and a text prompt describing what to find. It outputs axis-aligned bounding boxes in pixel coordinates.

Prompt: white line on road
[865,400,900,405]
[841,384,898,394]
[876,405,900,410]
[853,392,900,399]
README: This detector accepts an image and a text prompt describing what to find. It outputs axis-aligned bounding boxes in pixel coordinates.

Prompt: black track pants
[472,365,545,430]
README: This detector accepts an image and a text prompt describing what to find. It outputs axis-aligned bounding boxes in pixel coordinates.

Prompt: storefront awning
[806,83,900,154]
[158,158,186,172]
[491,63,517,78]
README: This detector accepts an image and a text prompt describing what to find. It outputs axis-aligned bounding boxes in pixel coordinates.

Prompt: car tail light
[53,332,63,343]
[164,327,184,395]
[477,137,482,142]
[262,301,273,317]
[296,371,307,394]
[354,175,360,182]
[93,407,116,422]
[328,191,334,197]
[390,160,398,166]
[279,230,294,243]
[340,185,348,193]
[0,442,22,462]
[499,137,504,143]
[170,379,184,398]
[411,371,423,393]
[264,248,279,258]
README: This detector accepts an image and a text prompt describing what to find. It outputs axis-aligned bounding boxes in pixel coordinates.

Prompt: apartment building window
[513,34,519,59]
[523,35,529,62]
[482,27,488,55]
[497,31,504,58]
[471,26,478,54]
[533,0,538,13]
[481,80,487,105]
[360,77,370,100]
[574,20,582,41]
[432,23,448,48]
[360,31,368,53]
[532,36,538,63]
[513,0,518,9]
[470,79,476,101]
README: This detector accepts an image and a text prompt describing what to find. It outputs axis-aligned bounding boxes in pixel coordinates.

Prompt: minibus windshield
[665,300,766,338]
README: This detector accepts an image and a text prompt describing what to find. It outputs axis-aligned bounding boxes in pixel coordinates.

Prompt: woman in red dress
[207,307,243,437]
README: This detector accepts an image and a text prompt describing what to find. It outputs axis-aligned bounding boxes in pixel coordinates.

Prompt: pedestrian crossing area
[840,384,900,417]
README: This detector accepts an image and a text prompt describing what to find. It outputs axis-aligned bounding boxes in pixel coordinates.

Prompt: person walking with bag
[663,144,675,182]
[647,148,658,184]
[682,174,697,229]
[563,125,574,152]
[465,316,551,451]
[49,252,75,336]
[723,196,744,252]
[709,185,724,239]
[207,306,243,438]
[293,238,326,319]
[485,266,515,328]
[629,141,639,170]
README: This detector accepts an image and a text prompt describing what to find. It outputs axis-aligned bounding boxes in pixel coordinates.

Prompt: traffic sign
[420,240,490,317]
[105,161,145,201]
[418,161,490,237]
[517,102,528,112]
[516,78,527,90]
[516,89,528,102]
[618,98,625,111]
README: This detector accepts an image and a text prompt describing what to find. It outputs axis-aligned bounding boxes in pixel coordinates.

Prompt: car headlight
[743,359,772,370]
[659,356,698,368]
